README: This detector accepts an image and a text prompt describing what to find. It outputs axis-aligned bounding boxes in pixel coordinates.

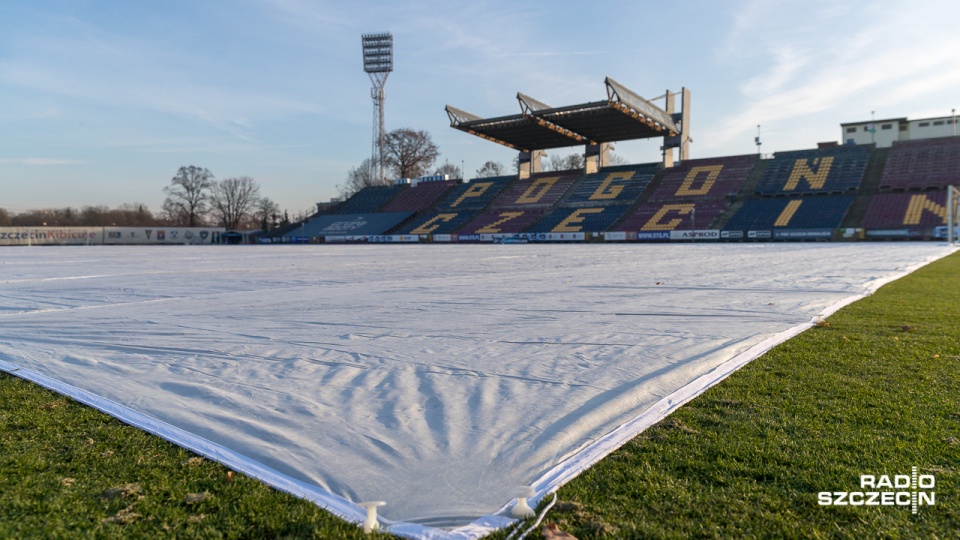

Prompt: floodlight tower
[362,32,393,184]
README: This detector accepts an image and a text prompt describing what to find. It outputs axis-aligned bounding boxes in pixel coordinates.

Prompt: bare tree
[433,162,461,179]
[0,208,10,226]
[253,196,281,231]
[336,158,384,200]
[209,176,261,230]
[475,160,505,178]
[383,128,440,179]
[163,166,214,227]
[545,153,584,172]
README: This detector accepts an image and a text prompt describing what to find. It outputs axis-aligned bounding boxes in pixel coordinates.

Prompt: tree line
[1,166,285,231]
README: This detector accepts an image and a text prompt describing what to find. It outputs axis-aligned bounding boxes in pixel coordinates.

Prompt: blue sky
[2,0,958,215]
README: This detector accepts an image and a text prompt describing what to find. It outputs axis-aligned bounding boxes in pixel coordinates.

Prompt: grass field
[2,250,958,539]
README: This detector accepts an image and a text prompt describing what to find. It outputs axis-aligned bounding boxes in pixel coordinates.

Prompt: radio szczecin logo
[819,467,935,514]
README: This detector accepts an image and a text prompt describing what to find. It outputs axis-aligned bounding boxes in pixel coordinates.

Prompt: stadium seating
[616,201,728,232]
[860,191,950,229]
[489,172,579,209]
[558,164,659,207]
[334,185,406,214]
[529,205,631,234]
[878,137,960,190]
[724,196,854,230]
[458,209,547,234]
[525,164,659,233]
[380,180,459,213]
[395,177,513,234]
[614,155,755,232]
[645,155,756,201]
[753,146,869,195]
[457,173,580,234]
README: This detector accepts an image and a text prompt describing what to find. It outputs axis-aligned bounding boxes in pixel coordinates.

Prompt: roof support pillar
[518,150,546,179]
[584,142,612,174]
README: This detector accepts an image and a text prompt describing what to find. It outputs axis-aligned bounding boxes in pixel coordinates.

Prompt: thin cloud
[0,158,85,165]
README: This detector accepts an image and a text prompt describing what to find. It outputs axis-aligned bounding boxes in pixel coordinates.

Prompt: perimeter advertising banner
[0,227,224,246]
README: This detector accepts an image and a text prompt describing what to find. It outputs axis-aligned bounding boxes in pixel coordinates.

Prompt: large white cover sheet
[0,243,953,537]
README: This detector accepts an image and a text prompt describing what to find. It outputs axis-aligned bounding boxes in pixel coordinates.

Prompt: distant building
[841,113,959,148]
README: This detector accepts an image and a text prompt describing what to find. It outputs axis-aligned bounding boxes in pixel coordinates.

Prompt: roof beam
[605,76,678,134]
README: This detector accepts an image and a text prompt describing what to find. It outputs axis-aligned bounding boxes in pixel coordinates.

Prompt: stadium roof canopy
[446,77,680,152]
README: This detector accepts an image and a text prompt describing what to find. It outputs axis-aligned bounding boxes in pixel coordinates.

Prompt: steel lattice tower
[361,33,393,184]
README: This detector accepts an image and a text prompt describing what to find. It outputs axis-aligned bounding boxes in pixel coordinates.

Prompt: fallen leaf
[183,457,205,467]
[543,522,579,540]
[60,477,76,487]
[100,483,141,501]
[184,492,211,505]
[102,503,141,525]
[188,514,206,524]
[226,471,234,483]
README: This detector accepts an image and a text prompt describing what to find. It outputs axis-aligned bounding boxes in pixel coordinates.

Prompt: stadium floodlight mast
[362,32,393,184]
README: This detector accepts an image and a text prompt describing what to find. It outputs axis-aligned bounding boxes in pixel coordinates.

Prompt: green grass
[2,251,959,539]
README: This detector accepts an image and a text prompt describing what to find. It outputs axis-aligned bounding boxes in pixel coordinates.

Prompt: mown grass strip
[508,251,959,539]
[2,251,958,539]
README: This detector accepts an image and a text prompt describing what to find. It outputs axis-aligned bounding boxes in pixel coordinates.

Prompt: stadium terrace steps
[861,191,951,229]
[613,155,756,232]
[287,141,957,241]
[380,180,459,213]
[841,147,889,229]
[879,136,960,191]
[393,177,514,235]
[724,196,855,230]
[753,146,869,196]
[333,185,406,214]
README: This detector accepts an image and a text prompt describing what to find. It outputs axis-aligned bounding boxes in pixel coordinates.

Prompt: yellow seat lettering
[477,212,524,234]
[589,172,633,200]
[515,177,558,204]
[450,182,493,208]
[411,213,458,234]
[774,200,803,227]
[552,208,604,232]
[676,165,722,196]
[642,204,696,230]
[784,157,833,191]
[903,195,947,225]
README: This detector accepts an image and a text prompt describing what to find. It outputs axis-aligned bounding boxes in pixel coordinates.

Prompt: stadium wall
[0,227,225,246]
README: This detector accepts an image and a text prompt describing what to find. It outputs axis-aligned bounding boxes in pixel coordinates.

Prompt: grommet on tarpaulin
[511,486,536,518]
[358,501,386,534]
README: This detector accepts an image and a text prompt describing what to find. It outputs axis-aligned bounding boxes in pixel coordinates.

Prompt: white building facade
[841,112,959,147]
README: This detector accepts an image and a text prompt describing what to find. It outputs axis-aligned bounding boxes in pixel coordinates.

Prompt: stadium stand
[458,172,579,234]
[860,191,950,229]
[615,155,755,231]
[878,137,960,190]
[753,146,869,195]
[379,180,459,213]
[724,196,855,230]
[528,164,659,233]
[395,177,513,234]
[333,185,406,214]
[285,212,413,238]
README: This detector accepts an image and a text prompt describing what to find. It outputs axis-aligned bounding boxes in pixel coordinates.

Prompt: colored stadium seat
[879,137,960,190]
[334,185,406,214]
[753,146,869,195]
[380,180,459,213]
[861,191,950,229]
[724,196,854,230]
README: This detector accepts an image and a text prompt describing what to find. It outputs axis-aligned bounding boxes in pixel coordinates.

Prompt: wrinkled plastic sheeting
[0,243,953,537]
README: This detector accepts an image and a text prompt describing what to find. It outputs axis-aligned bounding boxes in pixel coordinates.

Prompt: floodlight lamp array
[362,33,393,74]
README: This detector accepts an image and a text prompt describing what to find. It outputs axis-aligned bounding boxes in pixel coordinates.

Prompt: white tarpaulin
[0,243,954,538]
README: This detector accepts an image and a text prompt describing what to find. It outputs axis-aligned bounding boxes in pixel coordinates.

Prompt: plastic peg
[358,501,386,534]
[511,486,536,518]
